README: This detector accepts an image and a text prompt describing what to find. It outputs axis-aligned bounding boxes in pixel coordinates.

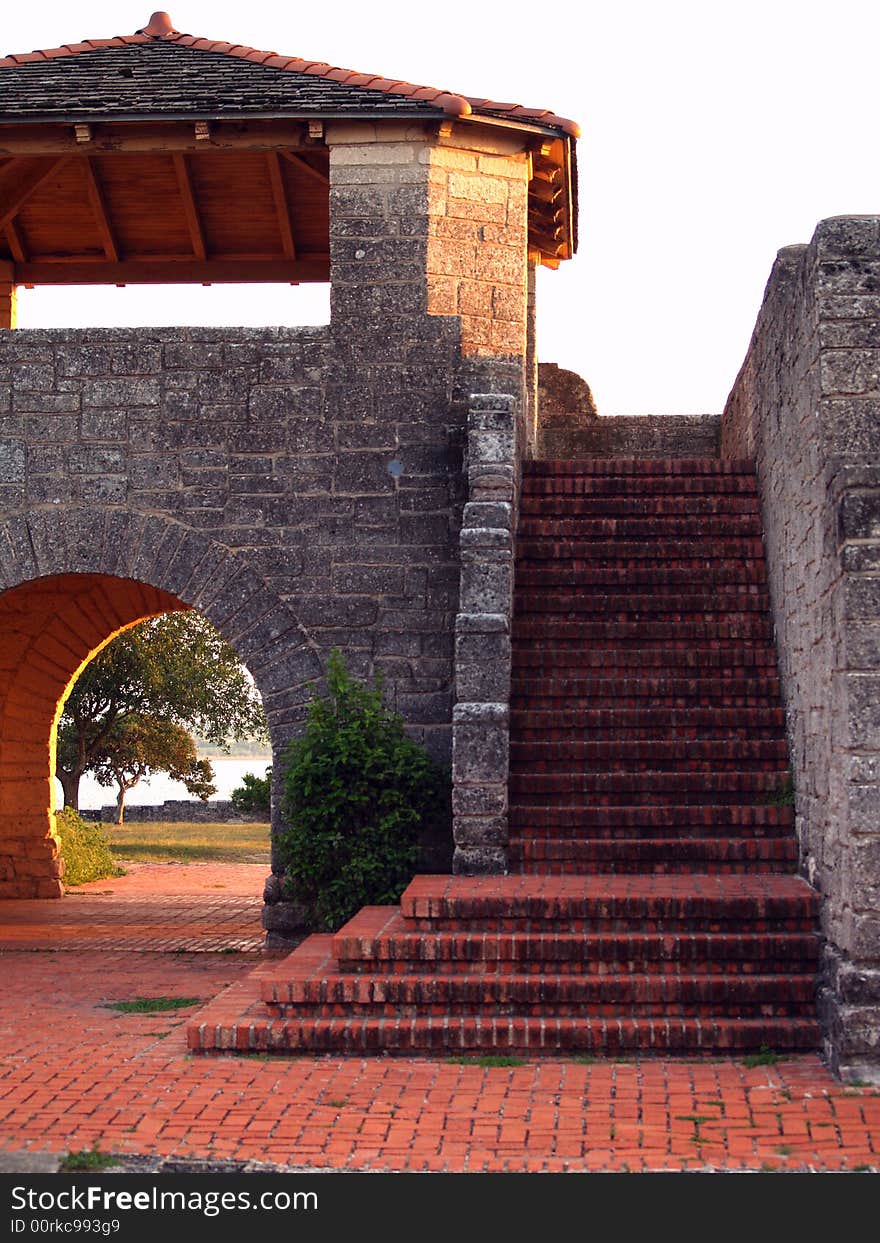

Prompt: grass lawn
[104,820,271,865]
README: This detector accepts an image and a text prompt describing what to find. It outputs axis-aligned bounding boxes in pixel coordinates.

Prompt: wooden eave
[0,118,574,285]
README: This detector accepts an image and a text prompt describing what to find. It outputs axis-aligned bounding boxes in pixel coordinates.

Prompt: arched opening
[0,573,188,897]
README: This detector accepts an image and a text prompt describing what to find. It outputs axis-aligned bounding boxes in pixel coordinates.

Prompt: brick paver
[0,864,877,1172]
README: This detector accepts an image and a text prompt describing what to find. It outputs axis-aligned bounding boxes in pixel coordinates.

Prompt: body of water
[59,756,272,811]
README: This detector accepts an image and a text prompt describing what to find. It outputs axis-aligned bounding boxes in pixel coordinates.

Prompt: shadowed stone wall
[722,216,880,1078]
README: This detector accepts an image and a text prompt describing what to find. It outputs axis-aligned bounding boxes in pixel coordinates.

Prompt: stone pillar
[452,393,518,874]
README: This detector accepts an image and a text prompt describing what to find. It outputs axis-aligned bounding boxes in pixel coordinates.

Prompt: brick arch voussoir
[2,504,322,732]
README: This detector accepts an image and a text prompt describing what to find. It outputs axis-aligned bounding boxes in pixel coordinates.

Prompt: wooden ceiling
[0,124,330,285]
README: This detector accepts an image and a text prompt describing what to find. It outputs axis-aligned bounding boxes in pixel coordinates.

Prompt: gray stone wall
[540,413,720,460]
[82,800,265,824]
[722,216,880,1079]
[0,323,467,760]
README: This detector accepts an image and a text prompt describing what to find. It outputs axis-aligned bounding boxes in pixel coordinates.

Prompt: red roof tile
[0,13,580,138]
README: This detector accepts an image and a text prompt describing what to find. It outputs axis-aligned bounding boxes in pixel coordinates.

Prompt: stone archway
[0,506,321,900]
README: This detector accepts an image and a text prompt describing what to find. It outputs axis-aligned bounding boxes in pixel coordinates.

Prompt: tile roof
[0,12,580,137]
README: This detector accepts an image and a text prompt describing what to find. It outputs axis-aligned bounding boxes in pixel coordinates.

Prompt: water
[60,756,272,812]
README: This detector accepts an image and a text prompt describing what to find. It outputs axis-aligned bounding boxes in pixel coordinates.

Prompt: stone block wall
[722,216,880,1077]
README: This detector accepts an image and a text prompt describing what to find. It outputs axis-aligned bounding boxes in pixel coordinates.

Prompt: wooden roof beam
[81,157,119,262]
[279,150,329,188]
[4,218,27,263]
[267,152,297,260]
[172,153,207,261]
[0,155,67,233]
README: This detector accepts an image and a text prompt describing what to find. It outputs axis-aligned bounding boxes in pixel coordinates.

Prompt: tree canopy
[56,610,267,811]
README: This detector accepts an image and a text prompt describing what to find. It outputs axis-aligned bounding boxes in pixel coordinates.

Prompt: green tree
[278,650,448,931]
[56,611,266,810]
[231,767,272,817]
[92,715,217,824]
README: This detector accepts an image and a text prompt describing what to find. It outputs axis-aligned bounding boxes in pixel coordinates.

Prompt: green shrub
[54,808,121,886]
[231,767,272,816]
[278,650,449,931]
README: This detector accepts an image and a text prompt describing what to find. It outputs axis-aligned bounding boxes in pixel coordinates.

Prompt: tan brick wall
[426,130,530,357]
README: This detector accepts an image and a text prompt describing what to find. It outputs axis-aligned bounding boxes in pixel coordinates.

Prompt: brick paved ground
[0,864,878,1172]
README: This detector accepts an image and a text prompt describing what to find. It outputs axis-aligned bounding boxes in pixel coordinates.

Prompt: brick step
[520,475,759,497]
[400,875,818,930]
[524,458,755,477]
[514,565,769,588]
[189,1010,822,1055]
[259,943,815,1018]
[518,516,764,539]
[513,591,771,615]
[509,804,794,835]
[510,739,789,767]
[511,706,785,732]
[330,910,818,972]
[508,771,789,802]
[513,618,773,642]
[516,539,765,562]
[512,647,777,671]
[507,837,799,872]
[519,496,762,518]
[510,676,782,704]
[513,727,785,744]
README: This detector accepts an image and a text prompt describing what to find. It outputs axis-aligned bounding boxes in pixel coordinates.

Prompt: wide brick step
[513,618,773,642]
[507,837,799,873]
[517,538,766,562]
[508,771,789,804]
[189,1012,821,1056]
[261,944,815,1018]
[511,706,785,735]
[330,911,818,973]
[513,590,771,615]
[519,496,762,518]
[521,475,759,498]
[401,875,817,930]
[510,739,789,770]
[508,804,794,836]
[518,516,763,539]
[515,564,769,589]
[510,676,783,704]
[512,647,778,672]
[524,458,755,478]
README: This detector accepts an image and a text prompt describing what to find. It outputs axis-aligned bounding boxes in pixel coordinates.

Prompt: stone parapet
[722,215,880,1078]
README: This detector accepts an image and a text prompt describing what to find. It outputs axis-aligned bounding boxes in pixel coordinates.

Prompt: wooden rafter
[4,218,26,263]
[81,157,119,262]
[280,150,329,188]
[172,153,207,261]
[0,155,67,233]
[267,152,296,260]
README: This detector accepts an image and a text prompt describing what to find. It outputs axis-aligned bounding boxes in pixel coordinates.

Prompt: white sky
[5,1,880,414]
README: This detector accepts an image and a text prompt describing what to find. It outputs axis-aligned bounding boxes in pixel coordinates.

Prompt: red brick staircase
[188,457,821,1057]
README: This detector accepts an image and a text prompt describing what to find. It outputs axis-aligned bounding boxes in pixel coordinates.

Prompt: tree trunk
[115,786,127,825]
[57,768,82,812]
